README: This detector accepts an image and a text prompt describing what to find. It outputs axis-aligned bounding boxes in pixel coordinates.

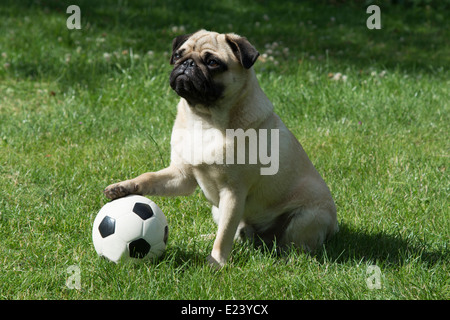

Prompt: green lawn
[0,0,448,300]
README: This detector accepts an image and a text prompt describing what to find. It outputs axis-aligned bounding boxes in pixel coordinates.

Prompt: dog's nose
[182,59,196,68]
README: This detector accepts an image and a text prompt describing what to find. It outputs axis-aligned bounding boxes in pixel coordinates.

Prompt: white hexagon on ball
[92,195,169,263]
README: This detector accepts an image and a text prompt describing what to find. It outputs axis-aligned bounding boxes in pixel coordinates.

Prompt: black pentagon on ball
[98,216,115,238]
[129,238,151,259]
[132,202,154,220]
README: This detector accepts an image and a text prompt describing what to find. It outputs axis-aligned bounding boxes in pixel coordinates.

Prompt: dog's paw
[207,253,226,270]
[104,180,139,200]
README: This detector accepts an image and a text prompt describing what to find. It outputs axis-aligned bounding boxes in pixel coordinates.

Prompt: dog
[104,30,338,268]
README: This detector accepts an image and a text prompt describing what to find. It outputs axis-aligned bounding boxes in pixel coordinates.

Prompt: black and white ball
[92,195,168,263]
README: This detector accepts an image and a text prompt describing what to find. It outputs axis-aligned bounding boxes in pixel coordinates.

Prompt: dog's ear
[225,34,260,69]
[170,33,192,64]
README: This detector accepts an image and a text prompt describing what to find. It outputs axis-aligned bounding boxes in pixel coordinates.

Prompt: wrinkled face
[169,30,260,107]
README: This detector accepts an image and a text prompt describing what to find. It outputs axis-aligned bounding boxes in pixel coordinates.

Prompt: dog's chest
[171,120,227,166]
[192,165,224,206]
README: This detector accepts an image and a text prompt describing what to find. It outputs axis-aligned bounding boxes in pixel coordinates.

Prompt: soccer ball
[92,195,168,263]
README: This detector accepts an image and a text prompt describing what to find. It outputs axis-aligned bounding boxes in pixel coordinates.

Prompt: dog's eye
[207,59,220,68]
[173,52,181,61]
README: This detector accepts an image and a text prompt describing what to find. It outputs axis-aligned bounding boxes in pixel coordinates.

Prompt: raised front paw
[104,180,139,200]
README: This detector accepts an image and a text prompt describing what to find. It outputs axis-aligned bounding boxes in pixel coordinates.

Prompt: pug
[104,30,338,268]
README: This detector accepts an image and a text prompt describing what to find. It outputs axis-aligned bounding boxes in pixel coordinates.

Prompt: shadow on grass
[317,223,448,268]
[224,222,448,269]
[161,245,211,269]
[162,222,448,270]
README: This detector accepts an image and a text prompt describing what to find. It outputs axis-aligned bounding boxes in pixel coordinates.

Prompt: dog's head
[169,30,259,107]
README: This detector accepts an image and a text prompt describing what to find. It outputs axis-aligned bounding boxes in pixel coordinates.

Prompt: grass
[0,0,448,300]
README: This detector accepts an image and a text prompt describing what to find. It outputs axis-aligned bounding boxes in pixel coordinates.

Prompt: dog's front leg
[104,165,197,199]
[208,188,246,268]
